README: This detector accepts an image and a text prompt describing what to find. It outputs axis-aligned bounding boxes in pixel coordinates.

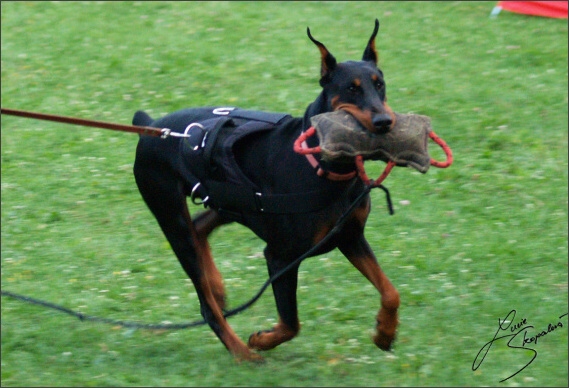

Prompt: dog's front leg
[248,247,301,351]
[339,235,400,350]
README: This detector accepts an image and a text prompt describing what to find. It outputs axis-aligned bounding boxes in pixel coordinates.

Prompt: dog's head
[307,19,396,134]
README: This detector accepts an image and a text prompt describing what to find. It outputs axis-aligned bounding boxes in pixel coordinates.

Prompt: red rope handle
[355,156,396,187]
[429,130,453,168]
[293,126,321,154]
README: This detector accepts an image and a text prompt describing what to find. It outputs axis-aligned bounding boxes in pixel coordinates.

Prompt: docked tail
[132,110,154,127]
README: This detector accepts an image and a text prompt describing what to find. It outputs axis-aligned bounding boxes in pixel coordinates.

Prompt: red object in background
[496,1,568,18]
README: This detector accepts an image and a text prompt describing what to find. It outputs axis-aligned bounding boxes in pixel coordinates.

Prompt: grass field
[1,1,567,386]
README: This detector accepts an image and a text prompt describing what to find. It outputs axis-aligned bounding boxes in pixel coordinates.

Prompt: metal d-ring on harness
[0,107,453,331]
[191,182,209,205]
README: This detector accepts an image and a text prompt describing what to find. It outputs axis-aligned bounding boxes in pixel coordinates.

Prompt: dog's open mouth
[309,108,432,173]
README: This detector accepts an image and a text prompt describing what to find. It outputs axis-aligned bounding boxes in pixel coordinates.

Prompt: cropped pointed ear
[307,27,337,86]
[362,19,380,64]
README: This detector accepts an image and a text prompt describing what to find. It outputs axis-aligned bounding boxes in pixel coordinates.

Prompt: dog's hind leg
[192,210,229,310]
[134,160,260,361]
[248,247,301,351]
[339,234,399,351]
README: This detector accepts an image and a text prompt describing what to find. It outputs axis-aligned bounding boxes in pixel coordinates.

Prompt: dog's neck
[302,92,328,129]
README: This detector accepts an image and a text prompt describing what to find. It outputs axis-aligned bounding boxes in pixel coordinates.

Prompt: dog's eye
[348,85,358,93]
[375,81,384,90]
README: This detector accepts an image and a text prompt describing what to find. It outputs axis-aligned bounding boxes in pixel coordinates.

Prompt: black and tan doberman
[133,19,399,361]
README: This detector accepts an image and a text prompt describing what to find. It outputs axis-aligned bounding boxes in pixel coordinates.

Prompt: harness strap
[204,180,354,214]
[177,111,361,214]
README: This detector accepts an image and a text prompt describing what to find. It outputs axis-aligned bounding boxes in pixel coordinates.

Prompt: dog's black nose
[372,114,392,133]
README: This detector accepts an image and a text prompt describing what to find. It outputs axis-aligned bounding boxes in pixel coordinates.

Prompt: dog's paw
[234,349,265,364]
[248,329,279,351]
[373,331,395,351]
[373,320,396,351]
[248,322,298,351]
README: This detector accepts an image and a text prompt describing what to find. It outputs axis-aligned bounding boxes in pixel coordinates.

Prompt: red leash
[294,126,453,187]
[0,108,174,138]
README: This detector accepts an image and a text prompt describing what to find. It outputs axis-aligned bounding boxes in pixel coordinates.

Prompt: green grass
[1,1,567,386]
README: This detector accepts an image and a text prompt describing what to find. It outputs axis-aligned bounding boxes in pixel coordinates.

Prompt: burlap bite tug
[310,110,433,173]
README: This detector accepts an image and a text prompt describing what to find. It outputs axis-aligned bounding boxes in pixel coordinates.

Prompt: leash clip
[160,127,196,139]
[160,128,172,139]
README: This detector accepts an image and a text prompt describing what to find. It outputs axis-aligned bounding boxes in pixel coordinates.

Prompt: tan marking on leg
[183,208,260,361]
[351,257,399,350]
[197,276,263,362]
[185,210,227,309]
[248,319,300,351]
[196,239,226,309]
[340,236,399,351]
